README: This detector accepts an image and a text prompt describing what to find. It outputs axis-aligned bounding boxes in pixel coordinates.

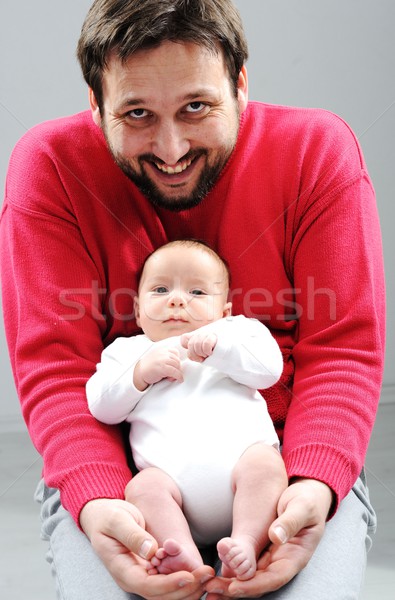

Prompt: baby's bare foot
[217,536,257,580]
[149,538,203,575]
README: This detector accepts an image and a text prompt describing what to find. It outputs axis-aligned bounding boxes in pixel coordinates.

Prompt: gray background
[1,0,394,428]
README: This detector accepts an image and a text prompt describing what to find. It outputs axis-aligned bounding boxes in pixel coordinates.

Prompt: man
[0,1,384,599]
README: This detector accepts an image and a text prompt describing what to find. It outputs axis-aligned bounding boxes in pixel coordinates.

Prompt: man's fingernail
[139,539,153,558]
[274,526,288,544]
[200,574,213,583]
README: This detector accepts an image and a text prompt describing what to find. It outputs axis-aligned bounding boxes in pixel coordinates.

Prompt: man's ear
[237,65,248,114]
[134,296,141,327]
[89,88,102,126]
[223,302,232,318]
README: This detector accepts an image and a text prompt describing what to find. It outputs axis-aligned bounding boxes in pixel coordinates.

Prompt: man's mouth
[154,157,194,175]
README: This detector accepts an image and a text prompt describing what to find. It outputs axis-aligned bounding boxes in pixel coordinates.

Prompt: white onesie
[87,315,283,545]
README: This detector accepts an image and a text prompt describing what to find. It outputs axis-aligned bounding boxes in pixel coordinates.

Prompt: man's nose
[151,120,191,166]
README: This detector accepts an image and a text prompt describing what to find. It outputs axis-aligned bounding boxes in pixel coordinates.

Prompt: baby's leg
[125,467,203,574]
[217,443,288,580]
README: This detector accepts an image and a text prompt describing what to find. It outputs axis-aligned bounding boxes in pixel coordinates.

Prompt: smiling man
[0,1,385,600]
[92,41,245,210]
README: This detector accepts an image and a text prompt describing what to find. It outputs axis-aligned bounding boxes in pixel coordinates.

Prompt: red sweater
[1,102,385,525]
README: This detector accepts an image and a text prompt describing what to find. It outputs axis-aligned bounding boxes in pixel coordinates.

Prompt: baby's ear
[134,296,141,326]
[223,302,232,317]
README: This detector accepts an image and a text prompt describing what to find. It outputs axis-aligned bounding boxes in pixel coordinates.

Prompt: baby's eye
[153,286,168,294]
[190,289,206,296]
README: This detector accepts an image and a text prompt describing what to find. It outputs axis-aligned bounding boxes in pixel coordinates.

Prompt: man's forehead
[102,41,227,94]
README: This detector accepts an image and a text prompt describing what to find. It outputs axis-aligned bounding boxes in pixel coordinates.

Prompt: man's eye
[129,108,148,119]
[153,286,168,294]
[185,102,205,113]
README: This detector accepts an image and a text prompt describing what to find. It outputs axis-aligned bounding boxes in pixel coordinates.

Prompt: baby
[87,239,288,580]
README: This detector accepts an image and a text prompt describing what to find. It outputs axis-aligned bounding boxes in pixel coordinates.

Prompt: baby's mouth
[165,316,188,322]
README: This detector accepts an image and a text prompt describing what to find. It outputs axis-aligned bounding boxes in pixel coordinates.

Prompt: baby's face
[135,245,231,341]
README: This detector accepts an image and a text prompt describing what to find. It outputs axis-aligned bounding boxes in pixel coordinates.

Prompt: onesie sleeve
[86,336,153,424]
[203,315,283,389]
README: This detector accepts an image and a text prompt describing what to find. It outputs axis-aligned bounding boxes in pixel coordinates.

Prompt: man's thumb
[123,524,157,559]
[268,502,307,545]
[269,521,289,545]
[138,537,156,559]
[113,502,158,559]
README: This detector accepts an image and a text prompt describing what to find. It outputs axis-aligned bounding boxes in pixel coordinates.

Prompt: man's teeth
[155,158,193,175]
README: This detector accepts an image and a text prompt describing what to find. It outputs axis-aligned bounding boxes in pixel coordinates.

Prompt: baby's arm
[134,346,183,391]
[87,338,184,423]
[182,316,283,390]
[212,316,283,389]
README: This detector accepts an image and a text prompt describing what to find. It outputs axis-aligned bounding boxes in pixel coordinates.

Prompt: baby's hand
[180,331,217,362]
[134,347,183,390]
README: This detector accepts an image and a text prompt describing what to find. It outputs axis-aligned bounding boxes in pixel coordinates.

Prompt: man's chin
[145,191,206,212]
[113,153,221,211]
[129,176,210,212]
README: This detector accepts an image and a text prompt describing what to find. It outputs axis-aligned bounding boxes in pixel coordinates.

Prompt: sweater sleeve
[0,132,133,525]
[86,336,153,424]
[201,315,283,389]
[280,114,386,512]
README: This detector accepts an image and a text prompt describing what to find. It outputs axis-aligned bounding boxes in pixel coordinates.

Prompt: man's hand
[205,479,334,599]
[134,347,183,390]
[181,331,218,362]
[80,498,214,599]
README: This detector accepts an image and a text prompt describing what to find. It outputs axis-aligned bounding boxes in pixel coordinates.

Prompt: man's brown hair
[77,0,248,112]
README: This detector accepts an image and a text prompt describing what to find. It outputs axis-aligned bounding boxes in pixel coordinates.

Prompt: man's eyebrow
[117,89,219,111]
[181,88,218,101]
[117,98,145,111]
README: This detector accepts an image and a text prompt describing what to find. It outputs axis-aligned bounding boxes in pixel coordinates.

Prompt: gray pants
[35,472,376,600]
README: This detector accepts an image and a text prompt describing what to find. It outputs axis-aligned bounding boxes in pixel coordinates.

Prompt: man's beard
[107,146,233,212]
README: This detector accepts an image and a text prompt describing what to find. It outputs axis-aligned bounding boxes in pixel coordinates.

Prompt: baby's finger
[201,333,217,356]
[180,332,193,348]
[187,343,205,362]
[165,365,184,382]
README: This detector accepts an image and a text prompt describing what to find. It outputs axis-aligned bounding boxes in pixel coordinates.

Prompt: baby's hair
[137,239,231,290]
